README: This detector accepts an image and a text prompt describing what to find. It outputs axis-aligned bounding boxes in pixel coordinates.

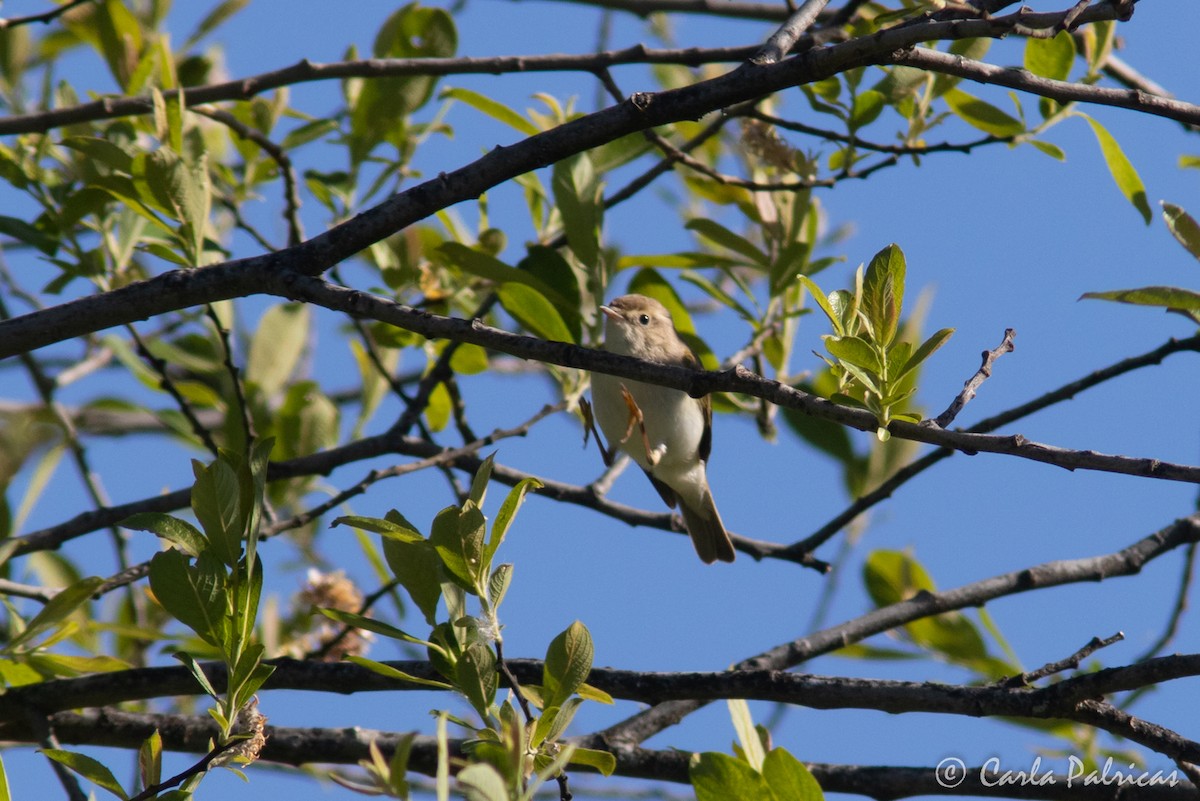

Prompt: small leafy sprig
[43,441,279,799]
[327,454,616,800]
[689,699,824,801]
[802,243,954,440]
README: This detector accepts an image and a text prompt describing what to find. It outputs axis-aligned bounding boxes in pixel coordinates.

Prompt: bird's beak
[600,305,619,321]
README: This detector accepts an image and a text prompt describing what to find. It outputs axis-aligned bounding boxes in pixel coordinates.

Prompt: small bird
[589,294,736,564]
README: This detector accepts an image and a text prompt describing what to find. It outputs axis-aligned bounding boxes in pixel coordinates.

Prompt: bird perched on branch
[587,294,736,564]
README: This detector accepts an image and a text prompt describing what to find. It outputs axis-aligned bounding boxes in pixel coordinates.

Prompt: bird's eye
[638,314,651,325]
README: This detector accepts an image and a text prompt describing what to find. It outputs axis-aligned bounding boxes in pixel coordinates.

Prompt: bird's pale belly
[592,374,704,473]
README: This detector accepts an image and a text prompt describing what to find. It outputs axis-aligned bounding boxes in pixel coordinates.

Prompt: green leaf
[429,502,487,590]
[40,749,128,800]
[346,655,454,690]
[486,563,513,610]
[457,642,498,720]
[173,651,220,699]
[762,749,824,801]
[1024,30,1075,82]
[246,302,310,398]
[333,514,422,541]
[517,246,583,339]
[457,762,509,801]
[6,576,104,651]
[896,328,955,382]
[824,335,881,374]
[909,611,988,664]
[486,477,541,565]
[1027,140,1066,161]
[1081,286,1200,314]
[849,90,885,129]
[863,549,935,608]
[468,452,495,508]
[383,534,444,625]
[149,550,226,647]
[690,752,776,801]
[1162,202,1200,261]
[1079,114,1151,224]
[862,243,906,345]
[0,215,58,256]
[542,620,593,708]
[727,699,765,771]
[944,88,1024,138]
[121,512,206,557]
[686,218,769,267]
[440,86,538,136]
[138,729,163,792]
[799,276,842,335]
[552,153,602,268]
[568,747,617,776]
[317,608,436,650]
[348,4,457,163]
[439,243,571,310]
[497,282,575,343]
[190,456,242,567]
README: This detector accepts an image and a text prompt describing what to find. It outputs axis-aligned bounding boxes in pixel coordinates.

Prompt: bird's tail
[679,491,736,564]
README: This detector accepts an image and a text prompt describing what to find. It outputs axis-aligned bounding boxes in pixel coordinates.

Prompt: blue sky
[3,1,1200,799]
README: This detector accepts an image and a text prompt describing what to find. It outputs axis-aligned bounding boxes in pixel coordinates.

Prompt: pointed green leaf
[863,549,936,608]
[862,243,906,345]
[149,550,226,647]
[1081,286,1200,313]
[690,752,775,801]
[1024,30,1075,82]
[138,729,163,791]
[346,655,454,690]
[173,651,220,699]
[542,620,593,708]
[382,535,444,625]
[497,282,575,344]
[40,749,128,800]
[316,608,437,650]
[944,88,1024,138]
[568,747,617,776]
[468,452,495,508]
[552,153,602,268]
[1162,202,1200,261]
[190,456,242,567]
[762,748,824,801]
[1080,114,1151,224]
[6,576,104,651]
[727,699,765,771]
[486,477,541,564]
[457,642,498,720]
[122,512,206,557]
[332,515,423,541]
[246,302,310,398]
[440,86,539,136]
[897,328,955,382]
[486,563,513,610]
[457,762,509,801]
[824,335,881,374]
[429,502,487,590]
[686,218,769,267]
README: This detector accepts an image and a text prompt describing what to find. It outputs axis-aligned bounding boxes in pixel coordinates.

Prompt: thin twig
[933,328,1016,429]
[0,0,93,30]
[997,632,1124,688]
[127,324,221,456]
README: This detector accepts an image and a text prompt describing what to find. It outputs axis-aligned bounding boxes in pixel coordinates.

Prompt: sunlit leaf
[1079,113,1151,224]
